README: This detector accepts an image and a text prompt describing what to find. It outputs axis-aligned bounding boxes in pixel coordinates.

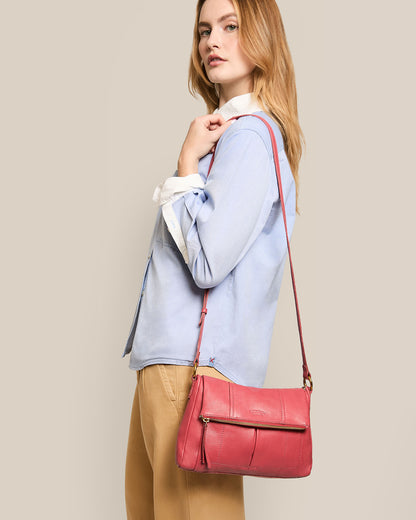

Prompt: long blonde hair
[188,0,305,212]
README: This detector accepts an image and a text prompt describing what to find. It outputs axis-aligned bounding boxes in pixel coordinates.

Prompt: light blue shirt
[121,93,296,388]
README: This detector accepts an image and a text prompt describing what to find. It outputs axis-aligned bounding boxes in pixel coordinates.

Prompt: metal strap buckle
[303,374,313,391]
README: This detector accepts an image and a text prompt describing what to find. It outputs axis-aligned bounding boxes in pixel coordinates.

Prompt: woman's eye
[199,24,238,37]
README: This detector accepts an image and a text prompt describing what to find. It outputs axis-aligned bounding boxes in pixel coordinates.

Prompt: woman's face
[198,0,256,103]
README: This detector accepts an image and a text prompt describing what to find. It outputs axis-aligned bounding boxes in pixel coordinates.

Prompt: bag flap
[199,375,310,430]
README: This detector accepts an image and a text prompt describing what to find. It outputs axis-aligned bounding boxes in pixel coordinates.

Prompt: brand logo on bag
[250,409,266,415]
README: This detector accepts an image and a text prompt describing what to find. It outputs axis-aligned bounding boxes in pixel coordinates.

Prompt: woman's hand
[177,114,234,177]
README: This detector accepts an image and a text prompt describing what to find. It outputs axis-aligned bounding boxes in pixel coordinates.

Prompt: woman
[123,0,304,518]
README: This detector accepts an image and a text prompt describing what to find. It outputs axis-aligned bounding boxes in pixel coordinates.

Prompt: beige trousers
[124,363,245,520]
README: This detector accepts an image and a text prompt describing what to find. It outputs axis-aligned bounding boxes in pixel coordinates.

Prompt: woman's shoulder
[221,110,285,154]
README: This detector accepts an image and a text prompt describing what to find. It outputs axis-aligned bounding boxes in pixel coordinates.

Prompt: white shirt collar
[213,92,262,120]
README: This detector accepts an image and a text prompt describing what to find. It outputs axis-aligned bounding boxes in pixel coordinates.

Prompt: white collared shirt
[152,92,263,264]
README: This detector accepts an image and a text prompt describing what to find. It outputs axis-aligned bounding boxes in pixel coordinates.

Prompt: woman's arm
[168,126,276,289]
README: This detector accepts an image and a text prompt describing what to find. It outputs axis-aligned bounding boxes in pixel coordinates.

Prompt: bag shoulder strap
[192,113,313,391]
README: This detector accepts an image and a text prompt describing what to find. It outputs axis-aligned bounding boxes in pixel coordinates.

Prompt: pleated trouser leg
[124,363,245,520]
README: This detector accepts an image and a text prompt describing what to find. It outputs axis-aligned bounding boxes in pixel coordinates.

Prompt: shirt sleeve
[168,127,277,289]
[152,173,204,205]
[152,173,205,264]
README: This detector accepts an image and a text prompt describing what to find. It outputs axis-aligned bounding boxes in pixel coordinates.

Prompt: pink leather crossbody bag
[176,113,313,478]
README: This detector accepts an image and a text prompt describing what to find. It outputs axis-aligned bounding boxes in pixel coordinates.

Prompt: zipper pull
[201,417,210,464]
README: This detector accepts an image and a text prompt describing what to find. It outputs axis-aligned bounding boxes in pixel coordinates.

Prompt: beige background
[1,0,415,518]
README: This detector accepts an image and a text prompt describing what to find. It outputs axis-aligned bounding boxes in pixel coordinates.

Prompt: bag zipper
[201,417,209,464]
[199,415,306,431]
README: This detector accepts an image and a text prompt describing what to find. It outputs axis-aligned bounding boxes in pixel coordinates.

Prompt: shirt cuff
[152,173,205,265]
[161,201,190,263]
[152,173,204,205]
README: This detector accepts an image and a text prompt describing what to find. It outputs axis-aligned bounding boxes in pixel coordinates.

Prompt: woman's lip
[209,59,226,66]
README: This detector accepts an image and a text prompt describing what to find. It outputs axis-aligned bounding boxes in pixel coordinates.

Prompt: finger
[203,113,226,126]
[220,119,235,132]
[218,120,234,137]
[210,118,231,130]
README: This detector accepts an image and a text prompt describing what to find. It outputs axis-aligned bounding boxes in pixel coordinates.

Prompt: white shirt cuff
[152,173,205,205]
[152,173,205,265]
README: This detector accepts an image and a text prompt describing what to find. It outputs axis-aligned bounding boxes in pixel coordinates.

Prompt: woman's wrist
[177,151,199,177]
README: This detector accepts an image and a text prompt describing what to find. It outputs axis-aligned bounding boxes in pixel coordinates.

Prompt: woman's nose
[206,28,221,49]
